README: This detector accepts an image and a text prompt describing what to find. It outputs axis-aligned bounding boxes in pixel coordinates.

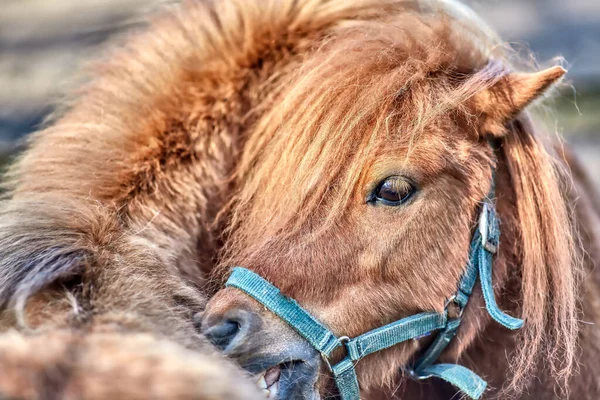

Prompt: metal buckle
[479,202,498,254]
[320,336,351,373]
[444,294,464,319]
[444,294,457,309]
[403,366,429,381]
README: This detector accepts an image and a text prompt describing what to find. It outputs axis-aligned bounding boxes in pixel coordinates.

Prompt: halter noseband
[225,184,523,400]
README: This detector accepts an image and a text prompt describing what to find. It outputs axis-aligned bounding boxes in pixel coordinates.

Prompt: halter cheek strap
[225,193,523,400]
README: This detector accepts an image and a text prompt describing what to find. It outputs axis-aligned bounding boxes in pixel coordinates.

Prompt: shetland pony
[0,0,598,399]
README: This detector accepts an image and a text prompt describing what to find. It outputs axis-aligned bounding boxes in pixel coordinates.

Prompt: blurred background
[0,0,598,184]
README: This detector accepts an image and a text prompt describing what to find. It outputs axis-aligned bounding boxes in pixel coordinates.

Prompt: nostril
[203,319,241,350]
[205,321,239,349]
[201,307,260,352]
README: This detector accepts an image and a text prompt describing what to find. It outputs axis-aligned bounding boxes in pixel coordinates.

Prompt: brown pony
[0,0,598,399]
[203,3,600,400]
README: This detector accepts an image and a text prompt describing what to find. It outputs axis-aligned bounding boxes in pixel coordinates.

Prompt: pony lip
[201,302,322,399]
[239,340,321,398]
[249,357,321,399]
[254,366,279,398]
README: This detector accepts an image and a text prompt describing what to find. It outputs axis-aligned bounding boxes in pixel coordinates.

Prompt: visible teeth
[268,381,279,398]
[255,367,280,398]
[256,375,267,389]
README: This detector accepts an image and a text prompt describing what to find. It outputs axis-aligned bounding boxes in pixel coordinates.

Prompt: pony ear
[472,66,566,136]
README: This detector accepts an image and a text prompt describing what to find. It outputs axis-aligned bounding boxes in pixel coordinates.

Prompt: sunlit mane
[233,14,492,236]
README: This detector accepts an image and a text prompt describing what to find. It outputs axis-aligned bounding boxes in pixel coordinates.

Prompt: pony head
[203,10,577,399]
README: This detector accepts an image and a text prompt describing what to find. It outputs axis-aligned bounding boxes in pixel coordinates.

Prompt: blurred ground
[0,0,598,185]
[468,0,600,186]
[0,0,167,154]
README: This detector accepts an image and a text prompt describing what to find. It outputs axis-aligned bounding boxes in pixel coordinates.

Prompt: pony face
[202,14,568,399]
[207,108,491,397]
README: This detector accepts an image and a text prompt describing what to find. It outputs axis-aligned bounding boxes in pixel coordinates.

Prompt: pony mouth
[253,359,316,399]
[254,364,282,398]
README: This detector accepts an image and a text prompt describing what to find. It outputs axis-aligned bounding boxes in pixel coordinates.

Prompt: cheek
[311,280,412,338]
[353,184,476,310]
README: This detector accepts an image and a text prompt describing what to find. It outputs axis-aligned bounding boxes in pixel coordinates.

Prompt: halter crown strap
[225,193,523,400]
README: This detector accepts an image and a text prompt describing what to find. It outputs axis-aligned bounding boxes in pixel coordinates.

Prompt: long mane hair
[500,116,581,393]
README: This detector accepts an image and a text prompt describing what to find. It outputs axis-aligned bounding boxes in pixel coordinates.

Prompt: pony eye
[371,176,415,206]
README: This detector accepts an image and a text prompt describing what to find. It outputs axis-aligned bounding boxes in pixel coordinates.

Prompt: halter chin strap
[225,189,523,400]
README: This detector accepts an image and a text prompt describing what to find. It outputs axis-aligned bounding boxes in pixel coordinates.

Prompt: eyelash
[367,176,417,206]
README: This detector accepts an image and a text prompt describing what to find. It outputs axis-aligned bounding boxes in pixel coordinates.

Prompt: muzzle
[225,185,523,400]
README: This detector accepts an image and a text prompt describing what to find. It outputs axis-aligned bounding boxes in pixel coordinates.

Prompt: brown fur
[0,0,598,399]
[0,330,260,400]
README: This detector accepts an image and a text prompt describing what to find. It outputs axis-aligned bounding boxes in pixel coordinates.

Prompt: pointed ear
[472,66,566,136]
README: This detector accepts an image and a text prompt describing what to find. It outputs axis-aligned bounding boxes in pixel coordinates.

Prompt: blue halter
[225,188,523,399]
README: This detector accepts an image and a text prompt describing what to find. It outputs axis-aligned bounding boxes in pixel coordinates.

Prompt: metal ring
[444,294,457,309]
[338,336,350,345]
[320,337,350,373]
[444,294,465,319]
[403,366,429,381]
